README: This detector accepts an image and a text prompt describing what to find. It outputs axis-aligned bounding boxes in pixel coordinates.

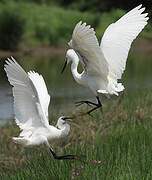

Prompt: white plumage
[4,57,77,160]
[100,5,148,80]
[63,5,148,114]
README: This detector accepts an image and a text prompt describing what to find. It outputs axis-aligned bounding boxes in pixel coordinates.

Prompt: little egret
[62,5,148,115]
[4,57,82,161]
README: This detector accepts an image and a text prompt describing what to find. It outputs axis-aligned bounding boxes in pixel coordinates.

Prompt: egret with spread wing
[4,57,82,161]
[62,5,148,115]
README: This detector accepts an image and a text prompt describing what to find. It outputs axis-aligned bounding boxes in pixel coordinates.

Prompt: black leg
[49,148,85,162]
[75,96,102,115]
[75,100,98,107]
[87,96,102,115]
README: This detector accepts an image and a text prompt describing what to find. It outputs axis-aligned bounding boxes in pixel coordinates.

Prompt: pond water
[0,50,152,125]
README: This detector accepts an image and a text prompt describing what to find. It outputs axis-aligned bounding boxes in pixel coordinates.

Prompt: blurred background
[0,0,152,125]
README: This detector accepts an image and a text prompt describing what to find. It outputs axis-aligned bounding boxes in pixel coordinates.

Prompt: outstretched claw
[75,96,102,116]
[87,103,102,116]
[49,148,86,163]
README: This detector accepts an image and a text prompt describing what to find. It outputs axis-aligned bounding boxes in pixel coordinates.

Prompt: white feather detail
[4,57,50,133]
[100,4,149,80]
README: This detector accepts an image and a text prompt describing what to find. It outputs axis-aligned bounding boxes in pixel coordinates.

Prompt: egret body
[62,5,149,115]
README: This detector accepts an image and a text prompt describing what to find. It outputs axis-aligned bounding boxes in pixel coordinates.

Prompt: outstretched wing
[69,21,109,81]
[100,5,149,80]
[28,71,50,120]
[4,57,50,131]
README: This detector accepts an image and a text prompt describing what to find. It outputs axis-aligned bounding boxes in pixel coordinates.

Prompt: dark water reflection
[0,51,152,125]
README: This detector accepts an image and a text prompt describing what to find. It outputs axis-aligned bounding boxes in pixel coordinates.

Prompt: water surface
[0,50,152,125]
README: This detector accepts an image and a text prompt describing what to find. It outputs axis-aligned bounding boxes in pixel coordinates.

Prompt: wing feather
[100,5,149,80]
[69,21,109,81]
[4,57,50,131]
[28,71,50,120]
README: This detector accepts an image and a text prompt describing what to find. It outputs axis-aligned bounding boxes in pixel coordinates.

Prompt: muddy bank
[0,46,66,58]
[0,39,151,58]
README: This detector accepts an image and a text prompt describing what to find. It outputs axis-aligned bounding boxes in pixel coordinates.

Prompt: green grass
[1,88,152,179]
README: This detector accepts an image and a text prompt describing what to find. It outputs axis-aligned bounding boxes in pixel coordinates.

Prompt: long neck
[71,56,81,83]
[48,124,70,139]
[59,124,70,138]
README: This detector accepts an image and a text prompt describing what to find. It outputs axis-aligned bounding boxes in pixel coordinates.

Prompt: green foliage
[46,8,98,46]
[20,3,98,46]
[0,4,25,51]
[25,0,51,4]
[62,0,99,12]
[0,2,150,49]
[1,0,152,17]
[96,9,125,38]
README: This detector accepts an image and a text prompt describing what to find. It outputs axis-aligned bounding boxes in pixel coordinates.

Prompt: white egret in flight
[4,57,82,161]
[62,5,148,115]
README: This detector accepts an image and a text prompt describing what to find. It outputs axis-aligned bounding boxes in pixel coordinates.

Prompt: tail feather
[116,83,125,92]
[13,137,28,146]
[98,83,124,96]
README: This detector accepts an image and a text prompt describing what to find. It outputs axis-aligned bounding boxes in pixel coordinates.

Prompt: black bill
[63,117,73,121]
[61,58,68,73]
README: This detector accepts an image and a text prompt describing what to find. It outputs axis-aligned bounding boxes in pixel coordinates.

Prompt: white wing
[69,21,109,81]
[28,71,50,120]
[4,57,50,131]
[100,4,149,80]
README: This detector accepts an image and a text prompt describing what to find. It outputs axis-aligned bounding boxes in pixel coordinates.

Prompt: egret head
[61,49,76,73]
[56,116,73,129]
